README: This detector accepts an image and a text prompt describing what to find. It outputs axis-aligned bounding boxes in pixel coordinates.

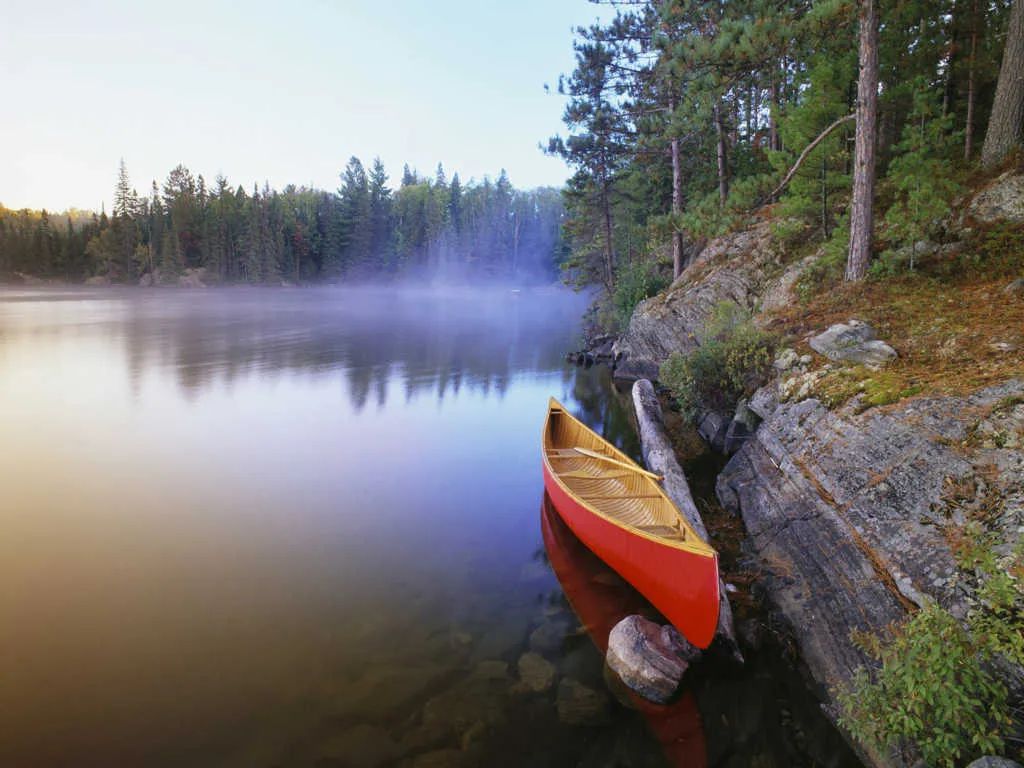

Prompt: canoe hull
[543,461,720,649]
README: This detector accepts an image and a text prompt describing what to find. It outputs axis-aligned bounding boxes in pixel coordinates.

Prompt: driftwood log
[632,378,744,662]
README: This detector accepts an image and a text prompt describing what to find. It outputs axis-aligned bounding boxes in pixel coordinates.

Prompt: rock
[748,385,780,420]
[605,615,700,703]
[331,664,451,721]
[84,275,110,286]
[410,749,467,768]
[967,170,1024,224]
[316,724,399,768]
[528,619,569,656]
[809,320,897,366]
[516,652,555,693]
[716,380,1024,768]
[697,408,730,453]
[556,678,610,726]
[724,398,761,454]
[761,252,817,313]
[966,759,1023,768]
[1004,278,1024,298]
[421,673,508,739]
[614,220,781,381]
[470,660,508,681]
[774,348,800,372]
[990,341,1019,354]
[138,273,154,287]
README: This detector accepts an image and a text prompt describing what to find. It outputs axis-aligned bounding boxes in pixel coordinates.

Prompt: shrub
[660,301,776,417]
[840,533,1023,767]
[611,258,671,329]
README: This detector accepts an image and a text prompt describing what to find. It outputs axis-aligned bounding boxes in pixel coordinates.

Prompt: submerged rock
[556,678,610,726]
[420,672,508,740]
[411,749,468,768]
[605,615,700,704]
[515,652,556,693]
[528,619,570,656]
[808,320,897,367]
[316,724,399,768]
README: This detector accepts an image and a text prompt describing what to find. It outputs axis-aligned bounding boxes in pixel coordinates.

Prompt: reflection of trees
[566,366,642,460]
[118,288,590,408]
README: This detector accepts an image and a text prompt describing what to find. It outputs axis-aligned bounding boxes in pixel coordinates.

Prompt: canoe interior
[543,401,712,554]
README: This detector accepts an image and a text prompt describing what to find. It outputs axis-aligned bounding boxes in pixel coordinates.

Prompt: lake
[0,286,859,767]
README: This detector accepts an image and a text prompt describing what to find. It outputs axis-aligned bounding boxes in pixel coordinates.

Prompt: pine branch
[764,113,855,202]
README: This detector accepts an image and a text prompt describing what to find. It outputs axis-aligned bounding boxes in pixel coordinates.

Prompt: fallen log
[632,378,744,663]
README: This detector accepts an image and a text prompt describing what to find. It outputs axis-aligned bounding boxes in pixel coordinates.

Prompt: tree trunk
[670,96,685,280]
[601,181,615,289]
[846,0,880,282]
[714,101,730,207]
[769,69,780,153]
[981,0,1024,167]
[965,0,978,161]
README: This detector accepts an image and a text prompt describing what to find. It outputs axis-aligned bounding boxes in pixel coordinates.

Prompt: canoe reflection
[541,494,708,767]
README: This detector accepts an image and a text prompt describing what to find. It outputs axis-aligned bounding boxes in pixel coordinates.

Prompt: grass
[764,222,1024,410]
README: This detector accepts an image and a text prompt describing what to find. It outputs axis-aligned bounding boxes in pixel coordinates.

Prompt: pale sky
[0,1,608,212]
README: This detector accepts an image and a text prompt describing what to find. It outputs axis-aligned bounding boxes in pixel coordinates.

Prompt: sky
[0,0,610,212]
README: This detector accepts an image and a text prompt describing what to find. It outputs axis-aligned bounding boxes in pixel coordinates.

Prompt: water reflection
[541,495,708,767]
[0,286,857,767]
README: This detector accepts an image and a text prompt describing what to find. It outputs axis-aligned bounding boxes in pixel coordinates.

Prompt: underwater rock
[316,724,399,768]
[515,652,556,693]
[556,678,610,726]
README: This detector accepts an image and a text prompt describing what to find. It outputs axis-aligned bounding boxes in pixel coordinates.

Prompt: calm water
[0,286,859,767]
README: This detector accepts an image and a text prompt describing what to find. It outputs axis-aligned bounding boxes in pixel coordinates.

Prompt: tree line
[548,0,1024,293]
[0,159,566,284]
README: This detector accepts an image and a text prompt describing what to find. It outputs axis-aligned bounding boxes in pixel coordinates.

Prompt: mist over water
[0,285,621,764]
[0,285,857,767]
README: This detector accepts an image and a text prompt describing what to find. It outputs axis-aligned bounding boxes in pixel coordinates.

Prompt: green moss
[813,366,923,412]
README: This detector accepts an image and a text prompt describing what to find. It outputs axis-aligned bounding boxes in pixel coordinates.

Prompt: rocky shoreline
[572,170,1024,767]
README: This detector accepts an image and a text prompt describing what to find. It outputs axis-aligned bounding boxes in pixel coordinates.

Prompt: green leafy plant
[660,301,776,417]
[840,529,1023,766]
[611,258,671,329]
[881,81,963,274]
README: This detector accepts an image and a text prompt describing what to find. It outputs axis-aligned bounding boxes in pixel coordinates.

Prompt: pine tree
[981,0,1024,167]
[846,0,880,281]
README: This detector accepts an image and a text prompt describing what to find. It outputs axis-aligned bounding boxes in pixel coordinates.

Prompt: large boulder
[967,170,1024,224]
[605,615,700,704]
[808,320,898,367]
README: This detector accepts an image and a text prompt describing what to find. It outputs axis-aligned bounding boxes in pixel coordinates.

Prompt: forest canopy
[0,159,566,285]
[548,0,1023,306]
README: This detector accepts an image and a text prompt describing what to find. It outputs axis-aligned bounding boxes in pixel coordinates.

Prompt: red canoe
[541,398,720,649]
